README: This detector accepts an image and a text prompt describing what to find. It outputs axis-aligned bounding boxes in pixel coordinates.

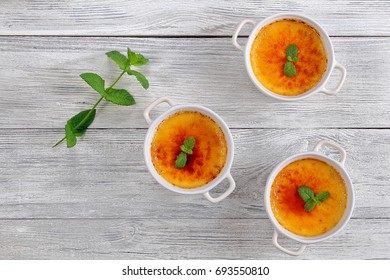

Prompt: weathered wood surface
[0,0,389,260]
[0,0,389,36]
[0,129,389,223]
[0,37,389,129]
[0,219,388,260]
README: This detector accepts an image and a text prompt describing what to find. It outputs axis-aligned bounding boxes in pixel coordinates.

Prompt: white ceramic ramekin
[232,13,347,101]
[264,140,355,256]
[143,97,236,203]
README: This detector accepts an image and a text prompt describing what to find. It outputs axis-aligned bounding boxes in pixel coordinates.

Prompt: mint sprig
[298,185,330,212]
[284,44,299,77]
[52,48,149,148]
[175,136,196,169]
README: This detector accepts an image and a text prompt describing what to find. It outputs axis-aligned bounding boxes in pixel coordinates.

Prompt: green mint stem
[108,70,126,90]
[74,70,125,131]
[52,136,67,148]
[52,70,126,148]
[51,96,103,148]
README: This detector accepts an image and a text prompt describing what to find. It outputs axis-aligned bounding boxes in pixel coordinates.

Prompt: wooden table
[0,0,389,259]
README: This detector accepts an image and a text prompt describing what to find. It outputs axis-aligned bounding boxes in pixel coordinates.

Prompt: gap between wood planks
[0,34,389,38]
[0,217,386,220]
[1,128,390,131]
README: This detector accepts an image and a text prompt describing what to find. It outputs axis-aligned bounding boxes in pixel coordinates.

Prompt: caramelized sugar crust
[271,159,347,236]
[151,111,227,189]
[250,19,327,96]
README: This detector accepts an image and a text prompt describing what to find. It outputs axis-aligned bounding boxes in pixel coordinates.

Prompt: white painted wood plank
[0,0,388,262]
[0,218,388,259]
[0,37,389,129]
[1,129,389,220]
[0,0,389,36]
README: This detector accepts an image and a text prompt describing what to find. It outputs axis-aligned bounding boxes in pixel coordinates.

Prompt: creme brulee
[150,111,227,189]
[250,19,327,96]
[270,158,347,237]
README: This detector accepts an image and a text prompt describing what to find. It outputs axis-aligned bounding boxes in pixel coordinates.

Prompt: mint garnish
[175,152,188,169]
[284,44,299,77]
[298,185,330,212]
[175,136,196,169]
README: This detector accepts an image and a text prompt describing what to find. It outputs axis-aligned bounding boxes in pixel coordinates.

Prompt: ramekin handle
[203,173,236,203]
[314,139,347,165]
[143,97,176,125]
[272,230,306,256]
[232,19,256,51]
[321,62,347,95]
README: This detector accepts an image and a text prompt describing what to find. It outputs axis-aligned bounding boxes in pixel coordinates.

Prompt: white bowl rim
[244,12,336,101]
[264,151,355,244]
[144,104,234,195]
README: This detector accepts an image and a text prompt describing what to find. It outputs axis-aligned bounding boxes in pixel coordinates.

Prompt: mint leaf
[128,48,149,66]
[298,186,315,202]
[284,61,296,78]
[304,199,316,212]
[64,109,96,147]
[69,109,96,134]
[317,191,330,202]
[65,122,77,148]
[175,152,187,169]
[184,136,195,150]
[127,69,149,89]
[298,186,330,212]
[284,44,299,77]
[175,136,195,168]
[180,145,193,154]
[106,51,130,70]
[286,44,299,58]
[80,73,107,97]
[105,88,135,106]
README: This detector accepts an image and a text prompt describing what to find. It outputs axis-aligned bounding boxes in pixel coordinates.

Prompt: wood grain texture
[0,0,389,36]
[0,218,388,260]
[0,129,389,221]
[0,37,389,129]
[1,0,390,261]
